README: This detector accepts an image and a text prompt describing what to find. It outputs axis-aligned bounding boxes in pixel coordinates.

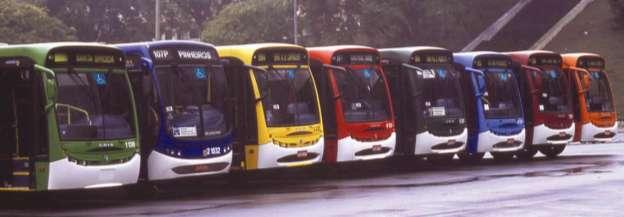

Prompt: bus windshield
[55,69,135,140]
[586,71,614,112]
[483,68,522,118]
[333,67,390,123]
[254,67,320,127]
[539,68,570,113]
[420,65,464,119]
[156,65,228,140]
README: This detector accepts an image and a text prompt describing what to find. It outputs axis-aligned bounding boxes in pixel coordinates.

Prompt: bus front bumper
[531,123,575,146]
[147,150,231,181]
[478,129,525,153]
[336,132,396,162]
[256,138,324,169]
[581,122,617,143]
[48,154,140,190]
[414,128,468,155]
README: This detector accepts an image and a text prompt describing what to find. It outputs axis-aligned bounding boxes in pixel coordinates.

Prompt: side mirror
[522,65,542,94]
[566,66,591,92]
[322,64,346,100]
[242,64,269,102]
[400,63,424,97]
[140,57,153,75]
[580,72,591,90]
[34,65,57,112]
[465,67,486,96]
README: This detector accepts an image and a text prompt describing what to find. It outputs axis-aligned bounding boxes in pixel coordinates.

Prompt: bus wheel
[426,154,455,164]
[457,151,484,163]
[491,152,515,161]
[539,146,566,159]
[515,147,538,160]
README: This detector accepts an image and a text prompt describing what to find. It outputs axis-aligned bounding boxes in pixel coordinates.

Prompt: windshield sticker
[499,73,509,81]
[548,70,557,79]
[436,68,447,79]
[422,69,436,79]
[194,67,207,80]
[173,126,197,137]
[205,130,222,136]
[351,102,363,110]
[430,106,446,117]
[287,69,295,80]
[91,73,107,86]
[363,69,372,79]
[591,71,601,79]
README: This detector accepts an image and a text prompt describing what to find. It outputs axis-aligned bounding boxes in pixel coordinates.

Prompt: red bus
[308,45,396,164]
[507,51,575,158]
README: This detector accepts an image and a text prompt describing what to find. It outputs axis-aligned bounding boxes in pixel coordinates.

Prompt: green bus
[0,42,140,191]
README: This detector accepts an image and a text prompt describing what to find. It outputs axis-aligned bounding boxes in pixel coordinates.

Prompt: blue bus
[453,52,526,161]
[116,41,232,181]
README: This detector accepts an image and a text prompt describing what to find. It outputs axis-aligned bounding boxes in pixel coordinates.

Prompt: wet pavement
[1,142,624,217]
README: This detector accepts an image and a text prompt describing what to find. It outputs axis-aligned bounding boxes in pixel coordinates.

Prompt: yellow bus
[217,43,324,170]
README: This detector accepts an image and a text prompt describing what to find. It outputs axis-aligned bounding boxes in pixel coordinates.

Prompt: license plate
[372,145,382,152]
[559,132,566,137]
[506,139,515,144]
[297,150,308,158]
[193,165,210,173]
[605,130,613,135]
[448,139,456,145]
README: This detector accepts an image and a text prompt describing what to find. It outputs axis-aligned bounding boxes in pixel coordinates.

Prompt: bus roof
[307,45,378,64]
[0,42,121,65]
[216,43,306,64]
[506,50,560,65]
[379,46,450,65]
[562,53,602,68]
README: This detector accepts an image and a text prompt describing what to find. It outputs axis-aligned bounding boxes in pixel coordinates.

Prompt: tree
[201,0,294,44]
[45,0,153,42]
[44,0,236,42]
[0,0,75,43]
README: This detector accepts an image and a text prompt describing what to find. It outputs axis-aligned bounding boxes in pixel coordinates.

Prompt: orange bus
[561,53,617,143]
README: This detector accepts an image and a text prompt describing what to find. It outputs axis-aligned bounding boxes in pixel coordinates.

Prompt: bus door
[311,62,341,162]
[0,57,45,190]
[125,54,157,179]
[397,63,424,154]
[222,58,258,170]
[564,67,590,141]
[517,65,542,143]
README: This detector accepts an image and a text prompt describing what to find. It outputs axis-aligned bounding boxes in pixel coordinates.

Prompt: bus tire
[539,145,566,159]
[457,151,484,163]
[515,146,538,160]
[491,152,515,161]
